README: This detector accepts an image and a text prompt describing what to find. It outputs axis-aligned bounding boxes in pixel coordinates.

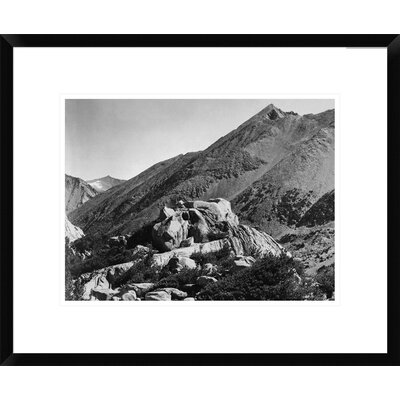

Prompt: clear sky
[65,98,334,181]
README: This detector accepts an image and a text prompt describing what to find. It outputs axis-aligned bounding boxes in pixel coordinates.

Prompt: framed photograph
[0,35,398,365]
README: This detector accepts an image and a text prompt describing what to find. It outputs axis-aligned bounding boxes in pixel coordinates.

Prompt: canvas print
[65,99,335,301]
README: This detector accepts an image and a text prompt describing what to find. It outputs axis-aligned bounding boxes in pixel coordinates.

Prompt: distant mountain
[69,104,335,271]
[65,174,99,214]
[69,153,200,235]
[87,175,126,193]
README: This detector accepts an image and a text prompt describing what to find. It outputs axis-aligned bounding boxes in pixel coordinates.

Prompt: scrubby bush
[197,254,309,300]
[154,267,203,290]
[190,251,218,267]
[72,233,107,254]
[65,265,85,300]
[113,249,159,287]
[68,244,137,277]
[315,264,335,298]
[126,262,159,284]
[126,223,154,249]
[65,267,75,300]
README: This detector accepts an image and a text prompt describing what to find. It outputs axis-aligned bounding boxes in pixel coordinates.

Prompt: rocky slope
[69,199,307,301]
[65,216,85,243]
[87,175,126,193]
[279,190,335,274]
[69,153,200,235]
[69,105,335,250]
[280,223,334,275]
[65,174,99,214]
[232,125,334,237]
[297,189,334,228]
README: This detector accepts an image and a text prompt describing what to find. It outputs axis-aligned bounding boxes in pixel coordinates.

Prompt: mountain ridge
[87,175,126,193]
[65,174,99,214]
[69,104,334,267]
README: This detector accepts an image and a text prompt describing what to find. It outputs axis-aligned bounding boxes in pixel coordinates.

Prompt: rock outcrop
[150,238,231,269]
[65,216,84,243]
[233,255,256,269]
[145,290,172,301]
[121,282,155,297]
[115,289,138,301]
[144,288,187,301]
[91,288,120,301]
[150,199,287,270]
[165,256,197,273]
[152,198,237,251]
[79,261,134,300]
[78,246,151,300]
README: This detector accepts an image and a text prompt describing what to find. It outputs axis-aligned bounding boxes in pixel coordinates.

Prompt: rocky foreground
[67,198,332,301]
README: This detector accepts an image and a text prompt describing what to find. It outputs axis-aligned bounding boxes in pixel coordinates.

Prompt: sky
[65,98,334,181]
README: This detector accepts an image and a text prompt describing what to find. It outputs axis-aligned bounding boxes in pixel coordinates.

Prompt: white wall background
[1,0,399,399]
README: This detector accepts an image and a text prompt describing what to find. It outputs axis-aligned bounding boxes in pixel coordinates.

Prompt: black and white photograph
[65,98,335,301]
[0,15,398,400]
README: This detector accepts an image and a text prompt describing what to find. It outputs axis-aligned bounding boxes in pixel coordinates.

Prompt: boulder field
[75,198,290,301]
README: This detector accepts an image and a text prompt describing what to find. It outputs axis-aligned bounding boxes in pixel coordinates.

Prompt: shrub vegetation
[196,254,310,300]
[315,264,334,298]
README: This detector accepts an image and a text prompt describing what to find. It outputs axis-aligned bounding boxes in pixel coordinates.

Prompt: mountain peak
[259,104,286,120]
[96,175,113,181]
[87,175,126,193]
[263,103,279,112]
[70,104,334,242]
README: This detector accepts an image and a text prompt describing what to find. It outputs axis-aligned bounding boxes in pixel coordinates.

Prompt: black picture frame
[1,34,399,366]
